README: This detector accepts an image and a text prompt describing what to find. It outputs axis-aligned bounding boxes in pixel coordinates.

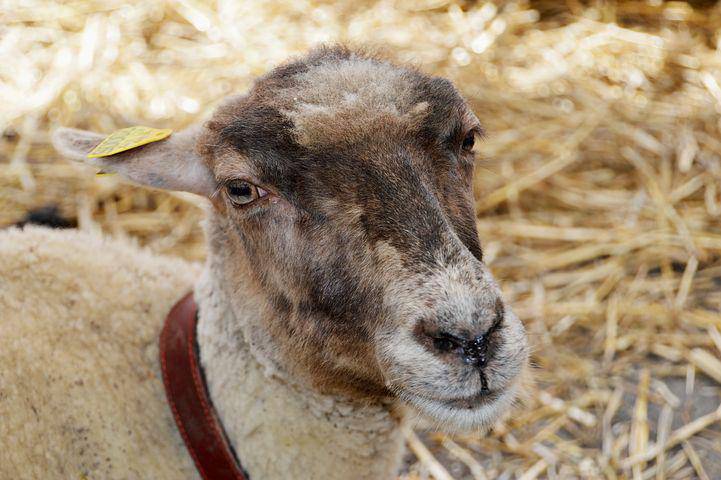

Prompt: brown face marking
[199,47,527,417]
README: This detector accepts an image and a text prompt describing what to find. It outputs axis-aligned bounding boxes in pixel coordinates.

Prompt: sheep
[0,46,529,480]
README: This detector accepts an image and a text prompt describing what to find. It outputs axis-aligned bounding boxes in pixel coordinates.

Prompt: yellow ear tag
[87,126,172,159]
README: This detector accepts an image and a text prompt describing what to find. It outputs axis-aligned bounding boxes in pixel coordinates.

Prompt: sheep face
[52,47,528,431]
[200,48,529,430]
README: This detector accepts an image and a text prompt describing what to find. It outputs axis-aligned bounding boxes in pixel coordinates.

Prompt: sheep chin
[398,378,520,433]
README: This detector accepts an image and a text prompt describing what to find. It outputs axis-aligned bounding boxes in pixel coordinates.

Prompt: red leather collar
[160,292,248,480]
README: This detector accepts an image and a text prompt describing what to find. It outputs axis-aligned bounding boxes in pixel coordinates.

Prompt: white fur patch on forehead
[281,57,429,147]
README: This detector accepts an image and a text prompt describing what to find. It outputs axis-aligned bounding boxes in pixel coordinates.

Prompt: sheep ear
[51,125,215,197]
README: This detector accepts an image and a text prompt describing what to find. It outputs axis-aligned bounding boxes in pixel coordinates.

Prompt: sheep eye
[462,131,475,152]
[226,180,267,206]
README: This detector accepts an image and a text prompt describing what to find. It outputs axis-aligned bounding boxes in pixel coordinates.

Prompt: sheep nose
[461,335,490,367]
[423,299,504,370]
[427,330,497,393]
[429,332,493,366]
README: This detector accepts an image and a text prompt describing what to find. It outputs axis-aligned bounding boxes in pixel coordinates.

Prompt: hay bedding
[1,0,721,478]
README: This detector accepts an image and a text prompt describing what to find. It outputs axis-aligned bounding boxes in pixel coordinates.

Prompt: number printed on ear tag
[87,126,173,158]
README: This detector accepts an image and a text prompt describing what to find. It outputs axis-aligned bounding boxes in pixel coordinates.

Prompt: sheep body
[0,226,199,479]
[0,226,405,479]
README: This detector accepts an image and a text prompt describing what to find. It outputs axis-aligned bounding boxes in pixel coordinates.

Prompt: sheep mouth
[397,383,518,430]
[442,388,502,409]
[402,387,499,411]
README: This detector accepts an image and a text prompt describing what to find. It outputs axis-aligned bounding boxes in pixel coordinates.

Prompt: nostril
[432,336,457,353]
[423,329,464,355]
[462,335,489,367]
[463,335,486,358]
[462,298,505,368]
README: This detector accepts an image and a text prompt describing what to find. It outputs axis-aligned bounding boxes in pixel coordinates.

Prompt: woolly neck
[193,260,406,480]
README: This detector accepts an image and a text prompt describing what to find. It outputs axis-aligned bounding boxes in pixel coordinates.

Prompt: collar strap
[160,292,248,480]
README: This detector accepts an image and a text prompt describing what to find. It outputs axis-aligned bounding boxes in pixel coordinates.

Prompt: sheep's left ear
[51,125,215,197]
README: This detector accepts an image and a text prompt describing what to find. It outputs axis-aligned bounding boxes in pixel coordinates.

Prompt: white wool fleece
[0,227,406,480]
[0,226,199,479]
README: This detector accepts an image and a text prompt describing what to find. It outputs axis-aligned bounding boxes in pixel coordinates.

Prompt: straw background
[2,1,721,478]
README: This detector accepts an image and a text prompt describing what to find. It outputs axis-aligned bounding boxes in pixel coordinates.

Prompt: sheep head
[53,46,529,430]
